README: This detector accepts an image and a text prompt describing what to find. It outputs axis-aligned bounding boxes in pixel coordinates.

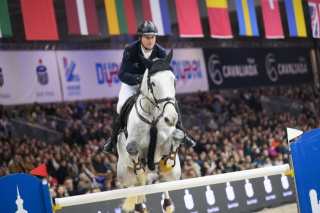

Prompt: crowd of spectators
[0,83,319,202]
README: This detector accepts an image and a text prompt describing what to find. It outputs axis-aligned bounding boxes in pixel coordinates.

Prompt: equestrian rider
[103,21,196,154]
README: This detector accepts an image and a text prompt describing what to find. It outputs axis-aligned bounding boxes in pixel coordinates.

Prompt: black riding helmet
[137,21,158,36]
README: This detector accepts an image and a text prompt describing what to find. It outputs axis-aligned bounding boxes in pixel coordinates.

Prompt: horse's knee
[172,129,184,141]
[126,141,140,156]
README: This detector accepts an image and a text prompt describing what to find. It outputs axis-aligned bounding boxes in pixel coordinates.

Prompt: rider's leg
[103,83,138,154]
[175,101,197,148]
[102,110,120,153]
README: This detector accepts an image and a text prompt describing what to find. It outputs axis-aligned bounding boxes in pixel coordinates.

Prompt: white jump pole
[55,164,290,208]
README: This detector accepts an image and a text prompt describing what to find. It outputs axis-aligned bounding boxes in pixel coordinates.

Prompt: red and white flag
[20,0,59,40]
[261,0,284,38]
[175,0,203,37]
[64,0,100,35]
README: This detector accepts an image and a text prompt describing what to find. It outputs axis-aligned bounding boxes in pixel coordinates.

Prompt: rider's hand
[136,74,143,84]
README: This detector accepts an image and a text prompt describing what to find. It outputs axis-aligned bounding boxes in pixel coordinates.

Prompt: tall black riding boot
[175,102,197,148]
[103,111,120,154]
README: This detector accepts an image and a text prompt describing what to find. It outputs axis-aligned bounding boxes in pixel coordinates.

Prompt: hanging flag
[284,0,307,37]
[308,0,320,38]
[20,0,59,40]
[104,0,136,35]
[261,0,284,38]
[235,0,259,36]
[30,163,48,179]
[64,0,99,35]
[141,0,172,35]
[175,0,203,37]
[205,0,232,38]
[0,0,13,37]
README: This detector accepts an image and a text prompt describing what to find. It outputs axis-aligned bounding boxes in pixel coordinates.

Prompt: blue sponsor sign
[0,174,53,213]
[290,128,320,213]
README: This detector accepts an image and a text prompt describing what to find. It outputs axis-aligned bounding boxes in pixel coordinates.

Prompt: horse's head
[139,49,177,127]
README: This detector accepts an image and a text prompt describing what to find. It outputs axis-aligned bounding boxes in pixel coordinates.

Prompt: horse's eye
[152,82,156,86]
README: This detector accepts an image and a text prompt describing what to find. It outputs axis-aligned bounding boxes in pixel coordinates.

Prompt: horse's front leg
[160,191,173,213]
[126,141,146,175]
[159,129,184,174]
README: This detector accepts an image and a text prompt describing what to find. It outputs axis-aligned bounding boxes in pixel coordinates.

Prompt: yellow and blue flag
[284,0,307,37]
[235,0,259,36]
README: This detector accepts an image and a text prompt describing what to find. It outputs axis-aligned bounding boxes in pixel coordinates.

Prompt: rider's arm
[118,47,140,86]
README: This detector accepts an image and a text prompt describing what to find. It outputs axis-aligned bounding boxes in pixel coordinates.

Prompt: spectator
[8,154,25,174]
[64,176,78,196]
[56,184,69,198]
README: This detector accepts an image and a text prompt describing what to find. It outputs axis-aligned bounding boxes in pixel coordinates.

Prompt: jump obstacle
[1,127,320,213]
[54,164,291,208]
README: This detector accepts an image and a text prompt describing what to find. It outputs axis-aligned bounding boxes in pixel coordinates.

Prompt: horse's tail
[121,173,147,212]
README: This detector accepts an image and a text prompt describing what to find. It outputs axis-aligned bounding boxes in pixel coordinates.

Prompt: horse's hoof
[163,199,174,213]
[172,129,184,141]
[135,203,147,213]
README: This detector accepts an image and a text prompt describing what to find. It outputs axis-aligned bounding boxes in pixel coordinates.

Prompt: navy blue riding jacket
[118,40,167,86]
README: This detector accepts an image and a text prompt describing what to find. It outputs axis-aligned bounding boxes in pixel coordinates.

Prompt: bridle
[135,59,176,127]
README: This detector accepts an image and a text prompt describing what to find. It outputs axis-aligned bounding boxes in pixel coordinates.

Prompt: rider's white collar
[141,46,152,59]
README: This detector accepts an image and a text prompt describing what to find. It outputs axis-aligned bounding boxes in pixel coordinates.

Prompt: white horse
[117,50,184,213]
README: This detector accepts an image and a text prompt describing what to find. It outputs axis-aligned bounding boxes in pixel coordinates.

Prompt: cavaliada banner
[203,48,314,89]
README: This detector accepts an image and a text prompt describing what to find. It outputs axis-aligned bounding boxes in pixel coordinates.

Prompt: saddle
[118,90,140,137]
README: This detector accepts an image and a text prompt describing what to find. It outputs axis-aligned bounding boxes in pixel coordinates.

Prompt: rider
[103,21,196,154]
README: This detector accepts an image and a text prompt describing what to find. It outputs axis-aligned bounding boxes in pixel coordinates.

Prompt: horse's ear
[164,49,173,64]
[139,54,153,70]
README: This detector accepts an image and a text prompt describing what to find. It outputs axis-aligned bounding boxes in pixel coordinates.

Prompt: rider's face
[140,35,156,52]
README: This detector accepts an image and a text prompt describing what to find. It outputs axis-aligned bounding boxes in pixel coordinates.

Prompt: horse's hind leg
[162,191,174,213]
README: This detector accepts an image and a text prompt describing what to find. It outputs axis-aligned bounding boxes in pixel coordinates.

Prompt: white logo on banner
[15,186,28,213]
[245,179,254,198]
[265,53,308,82]
[310,189,320,212]
[226,182,235,201]
[206,185,216,205]
[265,53,278,82]
[264,176,273,193]
[208,54,258,85]
[208,54,223,85]
[281,174,289,190]
[184,189,194,210]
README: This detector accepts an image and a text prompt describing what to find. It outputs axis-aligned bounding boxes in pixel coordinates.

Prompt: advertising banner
[0,51,62,105]
[56,50,123,101]
[203,48,314,89]
[170,48,209,94]
[57,174,296,213]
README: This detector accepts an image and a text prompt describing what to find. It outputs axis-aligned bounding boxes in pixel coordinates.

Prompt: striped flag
[206,0,232,38]
[308,0,320,38]
[284,0,307,37]
[0,0,12,37]
[261,0,284,38]
[235,0,259,36]
[141,0,171,35]
[64,0,100,35]
[104,0,136,35]
[175,0,203,37]
[20,0,59,40]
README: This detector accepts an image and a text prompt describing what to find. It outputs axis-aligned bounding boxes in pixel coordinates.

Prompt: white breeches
[117,83,139,114]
